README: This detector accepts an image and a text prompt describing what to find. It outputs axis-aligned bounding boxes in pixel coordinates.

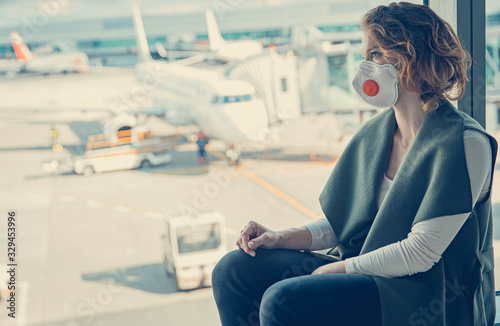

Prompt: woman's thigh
[260,273,381,326]
[212,249,333,326]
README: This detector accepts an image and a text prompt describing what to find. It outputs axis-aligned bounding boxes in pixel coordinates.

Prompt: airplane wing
[0,70,170,121]
[173,54,208,66]
[153,41,211,66]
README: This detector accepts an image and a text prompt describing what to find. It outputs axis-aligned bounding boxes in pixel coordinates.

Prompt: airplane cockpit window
[212,94,254,104]
[223,94,252,103]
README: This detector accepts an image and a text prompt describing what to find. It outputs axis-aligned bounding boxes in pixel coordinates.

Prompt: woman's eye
[370,52,381,59]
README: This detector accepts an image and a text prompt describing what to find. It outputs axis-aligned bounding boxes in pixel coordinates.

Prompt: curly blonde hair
[361,2,470,112]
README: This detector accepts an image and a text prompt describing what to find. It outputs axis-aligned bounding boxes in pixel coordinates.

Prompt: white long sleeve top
[305,129,493,278]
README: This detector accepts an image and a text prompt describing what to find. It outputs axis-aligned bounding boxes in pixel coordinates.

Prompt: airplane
[0,6,304,165]
[292,25,363,50]
[131,5,270,148]
[152,10,265,64]
[204,9,264,62]
[10,31,89,74]
[153,9,265,64]
[0,58,20,75]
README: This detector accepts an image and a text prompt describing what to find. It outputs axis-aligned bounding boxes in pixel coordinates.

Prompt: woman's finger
[248,233,266,250]
[235,227,247,249]
[241,232,255,256]
[240,222,257,257]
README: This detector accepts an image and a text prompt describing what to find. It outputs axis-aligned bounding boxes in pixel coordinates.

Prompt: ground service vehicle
[73,126,181,176]
[162,211,227,291]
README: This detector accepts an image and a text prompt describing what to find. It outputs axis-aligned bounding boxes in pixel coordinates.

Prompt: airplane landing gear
[226,146,241,167]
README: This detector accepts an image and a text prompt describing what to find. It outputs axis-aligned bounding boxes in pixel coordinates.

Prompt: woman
[212,2,497,326]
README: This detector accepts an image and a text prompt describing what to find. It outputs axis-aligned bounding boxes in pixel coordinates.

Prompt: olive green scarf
[318,101,497,326]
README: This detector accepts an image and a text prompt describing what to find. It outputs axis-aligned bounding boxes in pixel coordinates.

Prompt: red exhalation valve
[363,79,379,97]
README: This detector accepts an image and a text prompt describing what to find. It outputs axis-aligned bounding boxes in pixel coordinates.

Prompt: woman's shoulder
[463,129,489,141]
[456,107,498,153]
[453,104,487,134]
[463,129,492,155]
[440,101,496,145]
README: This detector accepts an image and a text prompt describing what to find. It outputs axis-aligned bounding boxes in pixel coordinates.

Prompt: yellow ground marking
[239,166,322,220]
[206,147,325,220]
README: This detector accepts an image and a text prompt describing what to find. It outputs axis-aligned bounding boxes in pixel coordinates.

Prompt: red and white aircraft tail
[10,31,37,62]
[9,30,89,74]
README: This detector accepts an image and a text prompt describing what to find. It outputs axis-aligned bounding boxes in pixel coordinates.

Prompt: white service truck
[162,211,227,291]
[73,126,180,176]
[42,126,183,176]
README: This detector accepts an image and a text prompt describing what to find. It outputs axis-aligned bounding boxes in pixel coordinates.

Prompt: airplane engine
[154,99,193,126]
[162,107,193,126]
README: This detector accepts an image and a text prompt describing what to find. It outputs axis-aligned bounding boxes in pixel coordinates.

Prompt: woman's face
[361,32,388,65]
[360,32,409,106]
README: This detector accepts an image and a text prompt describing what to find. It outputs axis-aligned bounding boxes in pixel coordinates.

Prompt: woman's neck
[393,91,427,148]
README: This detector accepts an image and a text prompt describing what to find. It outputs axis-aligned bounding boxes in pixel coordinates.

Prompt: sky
[0,0,316,26]
[0,0,498,29]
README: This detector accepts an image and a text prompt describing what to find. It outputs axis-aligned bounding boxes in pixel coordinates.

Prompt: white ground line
[57,195,76,203]
[114,205,132,213]
[86,199,104,208]
[144,211,164,220]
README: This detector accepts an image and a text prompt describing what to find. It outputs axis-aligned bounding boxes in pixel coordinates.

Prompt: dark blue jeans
[212,249,382,326]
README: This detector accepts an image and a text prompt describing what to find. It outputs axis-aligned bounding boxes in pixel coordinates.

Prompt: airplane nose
[221,100,269,142]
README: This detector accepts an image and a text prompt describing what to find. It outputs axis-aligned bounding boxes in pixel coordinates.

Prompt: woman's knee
[212,249,254,288]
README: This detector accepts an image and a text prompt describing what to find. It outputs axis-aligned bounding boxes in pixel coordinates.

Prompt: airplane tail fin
[205,9,226,52]
[10,31,36,62]
[132,5,152,62]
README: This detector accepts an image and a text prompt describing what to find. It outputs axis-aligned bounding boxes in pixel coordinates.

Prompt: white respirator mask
[351,61,399,108]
